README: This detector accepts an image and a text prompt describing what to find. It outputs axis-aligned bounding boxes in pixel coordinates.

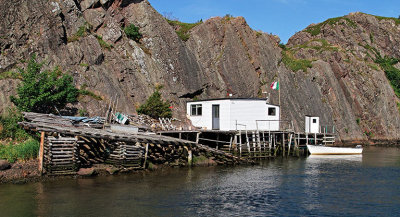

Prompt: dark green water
[1,147,400,217]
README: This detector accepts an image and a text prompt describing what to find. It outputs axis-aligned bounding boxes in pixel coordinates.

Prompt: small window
[268,107,276,116]
[190,104,202,116]
[312,118,317,123]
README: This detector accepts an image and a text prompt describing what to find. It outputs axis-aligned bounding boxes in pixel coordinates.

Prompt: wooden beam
[38,131,45,175]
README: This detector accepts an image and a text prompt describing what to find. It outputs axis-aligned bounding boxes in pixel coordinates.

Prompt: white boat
[307,144,363,155]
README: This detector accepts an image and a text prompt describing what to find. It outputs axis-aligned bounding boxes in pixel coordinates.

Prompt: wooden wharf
[20,112,249,175]
[159,128,336,158]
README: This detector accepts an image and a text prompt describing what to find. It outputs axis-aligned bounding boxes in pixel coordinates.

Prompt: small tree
[137,87,172,119]
[10,54,78,114]
[124,24,142,42]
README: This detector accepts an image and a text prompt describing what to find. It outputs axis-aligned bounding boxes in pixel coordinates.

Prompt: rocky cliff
[0,0,399,144]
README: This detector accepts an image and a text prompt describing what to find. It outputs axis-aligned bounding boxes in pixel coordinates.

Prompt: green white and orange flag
[270,81,279,90]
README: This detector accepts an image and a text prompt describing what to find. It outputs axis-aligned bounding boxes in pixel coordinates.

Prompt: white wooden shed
[305,116,320,133]
[186,98,280,131]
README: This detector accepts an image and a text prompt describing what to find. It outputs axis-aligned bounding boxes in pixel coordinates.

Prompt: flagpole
[278,77,281,122]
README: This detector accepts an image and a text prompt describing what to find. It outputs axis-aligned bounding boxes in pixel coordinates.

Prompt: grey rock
[83,8,106,30]
[80,0,100,11]
[96,18,122,43]
[77,167,96,176]
[80,35,104,65]
[0,160,11,171]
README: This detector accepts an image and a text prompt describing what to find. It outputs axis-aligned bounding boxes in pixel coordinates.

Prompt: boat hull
[307,145,363,155]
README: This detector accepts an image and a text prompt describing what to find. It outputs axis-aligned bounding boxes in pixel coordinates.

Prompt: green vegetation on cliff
[0,70,21,80]
[166,19,202,41]
[305,16,357,36]
[281,51,312,72]
[362,13,400,25]
[375,56,400,97]
[124,24,143,42]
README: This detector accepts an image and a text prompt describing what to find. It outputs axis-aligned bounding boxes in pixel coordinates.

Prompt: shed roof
[186,98,280,107]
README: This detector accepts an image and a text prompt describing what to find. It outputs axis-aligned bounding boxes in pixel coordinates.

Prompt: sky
[148,0,400,43]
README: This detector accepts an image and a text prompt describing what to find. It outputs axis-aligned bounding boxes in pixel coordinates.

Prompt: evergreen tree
[10,54,78,114]
[137,87,172,119]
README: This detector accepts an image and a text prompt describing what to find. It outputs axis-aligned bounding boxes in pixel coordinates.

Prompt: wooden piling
[38,131,45,175]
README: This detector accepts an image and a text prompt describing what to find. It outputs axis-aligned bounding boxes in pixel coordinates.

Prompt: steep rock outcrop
[283,13,400,144]
[0,1,399,144]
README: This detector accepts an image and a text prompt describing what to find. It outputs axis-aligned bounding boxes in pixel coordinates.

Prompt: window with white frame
[190,104,202,116]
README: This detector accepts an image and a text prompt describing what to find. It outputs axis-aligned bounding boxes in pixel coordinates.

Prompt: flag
[270,81,279,90]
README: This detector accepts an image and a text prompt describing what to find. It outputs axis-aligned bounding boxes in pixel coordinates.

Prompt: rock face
[0,1,399,144]
[283,13,400,144]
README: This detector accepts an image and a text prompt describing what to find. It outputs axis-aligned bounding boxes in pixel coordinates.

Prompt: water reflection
[1,147,400,217]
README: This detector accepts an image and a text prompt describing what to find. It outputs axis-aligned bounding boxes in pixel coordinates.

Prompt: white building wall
[305,116,320,133]
[229,100,279,131]
[187,100,231,130]
[187,99,280,131]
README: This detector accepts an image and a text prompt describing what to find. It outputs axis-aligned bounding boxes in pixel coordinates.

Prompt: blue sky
[148,0,400,43]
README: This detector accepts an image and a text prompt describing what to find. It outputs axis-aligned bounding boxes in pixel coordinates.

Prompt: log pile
[44,137,79,175]
[106,141,145,168]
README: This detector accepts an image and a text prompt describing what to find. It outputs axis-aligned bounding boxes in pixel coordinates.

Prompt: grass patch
[166,19,202,41]
[356,118,361,125]
[281,50,312,72]
[0,109,39,163]
[305,16,357,36]
[0,70,21,80]
[294,39,339,52]
[0,139,39,163]
[79,63,89,67]
[67,22,92,43]
[0,109,30,141]
[96,35,113,50]
[79,89,103,101]
[397,102,400,114]
[192,155,208,165]
[367,63,379,71]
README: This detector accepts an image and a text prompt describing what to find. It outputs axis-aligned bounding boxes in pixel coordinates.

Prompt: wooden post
[196,132,200,144]
[306,133,308,146]
[188,149,193,166]
[38,132,45,175]
[143,143,149,168]
[282,133,285,157]
[239,132,242,157]
[314,133,317,145]
[229,135,233,152]
[288,133,292,156]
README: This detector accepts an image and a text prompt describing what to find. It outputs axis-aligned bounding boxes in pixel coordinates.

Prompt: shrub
[0,109,29,141]
[0,139,39,163]
[10,54,79,114]
[137,87,172,119]
[124,24,142,42]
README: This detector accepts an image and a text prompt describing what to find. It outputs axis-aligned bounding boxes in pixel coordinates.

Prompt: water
[1,147,400,217]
